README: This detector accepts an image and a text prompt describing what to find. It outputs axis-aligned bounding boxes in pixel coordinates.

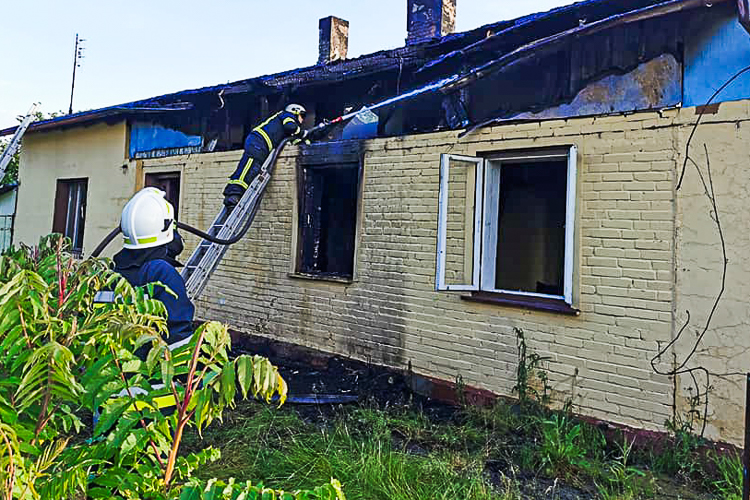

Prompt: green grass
[183,402,515,500]
[182,398,732,500]
[709,450,742,500]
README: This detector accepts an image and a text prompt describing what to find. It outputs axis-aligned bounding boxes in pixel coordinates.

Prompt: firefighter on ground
[113,187,195,355]
[223,103,308,208]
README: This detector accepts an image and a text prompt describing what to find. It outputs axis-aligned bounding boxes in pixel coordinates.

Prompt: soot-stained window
[296,142,362,279]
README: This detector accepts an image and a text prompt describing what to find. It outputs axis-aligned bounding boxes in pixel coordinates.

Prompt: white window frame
[435,154,484,291]
[436,146,577,305]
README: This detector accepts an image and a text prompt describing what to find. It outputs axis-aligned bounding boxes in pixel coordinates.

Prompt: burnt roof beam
[442,0,729,95]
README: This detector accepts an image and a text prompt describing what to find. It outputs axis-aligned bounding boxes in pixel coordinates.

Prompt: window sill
[288,273,354,285]
[461,291,580,316]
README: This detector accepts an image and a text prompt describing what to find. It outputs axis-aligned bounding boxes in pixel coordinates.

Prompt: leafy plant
[651,389,705,479]
[512,328,551,410]
[0,234,343,499]
[709,450,742,500]
[596,438,647,500]
[538,413,587,480]
[179,477,345,500]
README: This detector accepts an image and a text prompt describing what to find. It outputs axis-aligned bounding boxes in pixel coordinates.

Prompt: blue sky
[0,0,574,127]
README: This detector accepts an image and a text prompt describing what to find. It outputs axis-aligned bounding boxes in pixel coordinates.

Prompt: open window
[436,147,577,306]
[53,178,88,256]
[435,155,483,291]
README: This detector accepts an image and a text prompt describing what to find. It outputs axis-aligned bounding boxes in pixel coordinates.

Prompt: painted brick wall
[672,100,750,444]
[141,102,750,443]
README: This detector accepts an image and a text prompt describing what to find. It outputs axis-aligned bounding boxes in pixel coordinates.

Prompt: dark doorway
[145,172,181,218]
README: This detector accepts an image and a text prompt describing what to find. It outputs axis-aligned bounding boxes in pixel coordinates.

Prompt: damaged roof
[0,0,717,137]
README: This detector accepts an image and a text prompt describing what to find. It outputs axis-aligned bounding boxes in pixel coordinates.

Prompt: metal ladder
[180,138,289,301]
[0,103,39,180]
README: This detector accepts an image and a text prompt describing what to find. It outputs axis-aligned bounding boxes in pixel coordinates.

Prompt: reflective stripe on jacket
[247,110,301,153]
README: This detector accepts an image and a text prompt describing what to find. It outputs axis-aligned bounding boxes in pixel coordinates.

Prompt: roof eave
[0,105,193,137]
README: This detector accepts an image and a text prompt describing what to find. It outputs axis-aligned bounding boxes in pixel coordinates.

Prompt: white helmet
[121,187,175,249]
[285,103,307,117]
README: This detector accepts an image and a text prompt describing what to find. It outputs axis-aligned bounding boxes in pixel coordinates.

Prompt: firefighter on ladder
[222,104,309,209]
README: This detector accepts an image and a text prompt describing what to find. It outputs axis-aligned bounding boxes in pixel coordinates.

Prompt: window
[0,215,12,253]
[145,172,181,218]
[436,147,577,306]
[53,178,88,255]
[296,163,360,279]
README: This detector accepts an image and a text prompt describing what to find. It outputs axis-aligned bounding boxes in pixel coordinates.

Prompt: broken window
[296,162,360,279]
[436,147,577,305]
[145,172,181,218]
[53,178,88,256]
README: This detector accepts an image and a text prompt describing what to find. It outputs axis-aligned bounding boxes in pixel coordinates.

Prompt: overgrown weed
[647,390,705,481]
[538,413,588,481]
[595,438,650,500]
[512,328,551,410]
[708,450,742,500]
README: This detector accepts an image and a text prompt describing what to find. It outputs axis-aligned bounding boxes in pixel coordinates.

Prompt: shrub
[0,234,343,500]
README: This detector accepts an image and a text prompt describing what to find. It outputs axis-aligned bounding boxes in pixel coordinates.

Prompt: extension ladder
[180,138,289,301]
[0,103,39,180]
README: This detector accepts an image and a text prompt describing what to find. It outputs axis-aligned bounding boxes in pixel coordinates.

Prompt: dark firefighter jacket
[113,244,194,347]
[245,110,302,154]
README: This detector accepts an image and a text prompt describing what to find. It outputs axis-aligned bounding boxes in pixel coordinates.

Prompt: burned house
[4,0,750,444]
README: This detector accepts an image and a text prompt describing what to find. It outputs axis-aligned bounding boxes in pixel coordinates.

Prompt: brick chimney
[406,0,456,46]
[318,16,349,65]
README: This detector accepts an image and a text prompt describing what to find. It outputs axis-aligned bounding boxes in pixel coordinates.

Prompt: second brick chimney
[319,16,349,65]
[406,0,456,46]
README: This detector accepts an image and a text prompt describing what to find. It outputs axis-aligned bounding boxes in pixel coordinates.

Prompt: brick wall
[142,102,750,443]
[406,0,456,45]
[673,100,750,444]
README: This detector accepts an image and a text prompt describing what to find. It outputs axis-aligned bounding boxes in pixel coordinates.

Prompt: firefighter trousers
[223,143,270,197]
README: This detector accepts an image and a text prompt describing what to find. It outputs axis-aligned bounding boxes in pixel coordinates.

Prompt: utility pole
[68,33,86,115]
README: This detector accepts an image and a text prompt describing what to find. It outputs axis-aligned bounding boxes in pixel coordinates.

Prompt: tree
[0,139,19,186]
[0,110,64,186]
[0,234,345,499]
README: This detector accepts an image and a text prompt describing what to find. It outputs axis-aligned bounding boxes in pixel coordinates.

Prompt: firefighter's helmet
[120,188,175,249]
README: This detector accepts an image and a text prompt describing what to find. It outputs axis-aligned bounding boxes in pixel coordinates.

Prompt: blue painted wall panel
[684,9,750,107]
[129,122,202,158]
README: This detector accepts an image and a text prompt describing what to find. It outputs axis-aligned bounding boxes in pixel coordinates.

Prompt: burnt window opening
[53,178,88,256]
[145,172,181,219]
[297,162,360,279]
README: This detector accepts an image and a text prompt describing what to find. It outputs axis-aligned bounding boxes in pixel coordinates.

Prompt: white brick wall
[140,102,750,443]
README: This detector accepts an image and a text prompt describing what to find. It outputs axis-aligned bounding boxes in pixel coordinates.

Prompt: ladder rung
[181,140,287,300]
